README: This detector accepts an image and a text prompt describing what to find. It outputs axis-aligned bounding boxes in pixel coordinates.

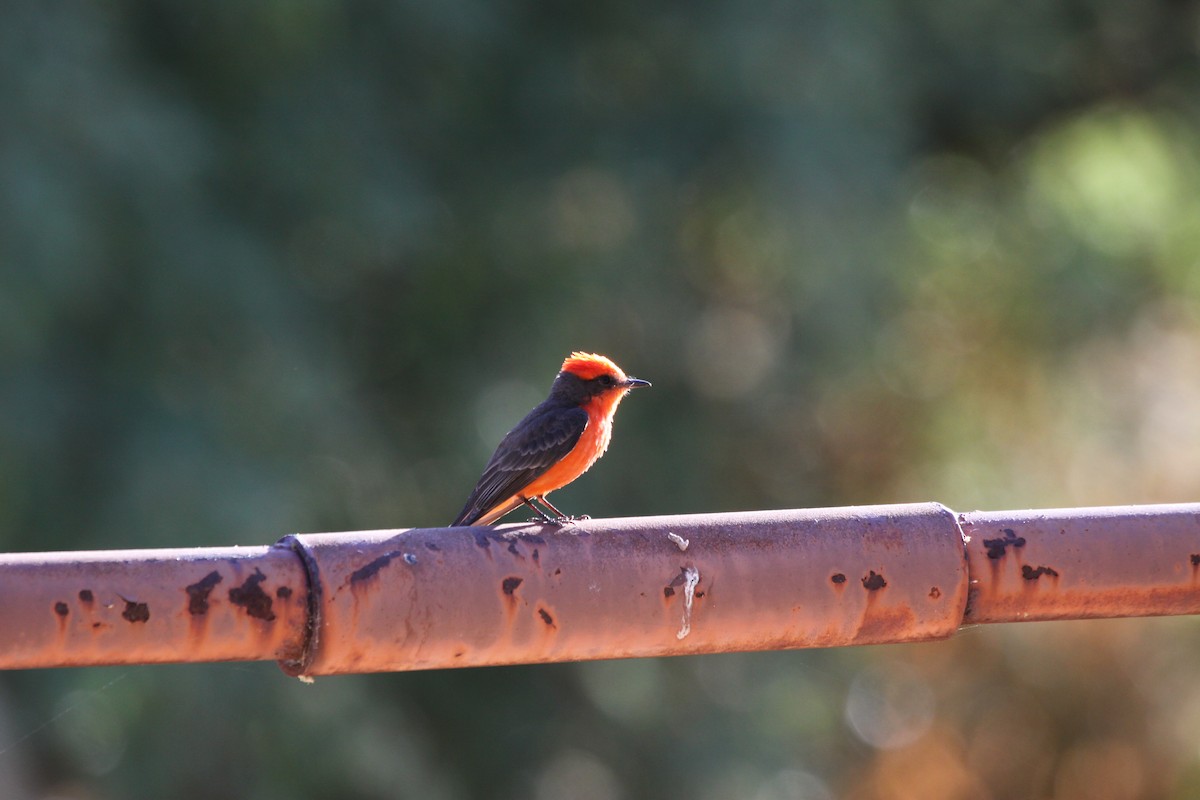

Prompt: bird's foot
[525,515,588,526]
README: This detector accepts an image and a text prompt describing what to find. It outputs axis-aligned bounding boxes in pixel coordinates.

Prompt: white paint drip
[676,566,700,640]
[667,532,689,551]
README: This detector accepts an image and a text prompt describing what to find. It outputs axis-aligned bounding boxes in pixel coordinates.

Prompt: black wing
[451,404,589,526]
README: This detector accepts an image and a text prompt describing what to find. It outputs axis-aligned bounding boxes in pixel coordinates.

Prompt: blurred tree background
[3,1,1200,798]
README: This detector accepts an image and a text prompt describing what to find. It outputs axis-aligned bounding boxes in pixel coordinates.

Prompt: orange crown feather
[561,352,626,381]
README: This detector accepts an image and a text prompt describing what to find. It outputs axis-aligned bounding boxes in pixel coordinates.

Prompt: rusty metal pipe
[0,546,310,671]
[280,503,968,676]
[1,502,1198,675]
[959,504,1200,624]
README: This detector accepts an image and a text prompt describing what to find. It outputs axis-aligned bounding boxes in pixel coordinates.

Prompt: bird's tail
[450,495,525,527]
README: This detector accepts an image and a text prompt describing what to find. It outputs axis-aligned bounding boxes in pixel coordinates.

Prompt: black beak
[623,377,651,389]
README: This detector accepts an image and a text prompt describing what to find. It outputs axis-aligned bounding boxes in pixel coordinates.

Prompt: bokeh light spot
[845,664,935,750]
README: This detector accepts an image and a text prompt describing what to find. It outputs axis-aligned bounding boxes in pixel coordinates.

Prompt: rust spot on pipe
[54,601,69,617]
[349,551,402,584]
[663,586,675,598]
[228,568,276,621]
[862,571,887,591]
[983,528,1026,559]
[276,586,293,599]
[1191,553,1200,568]
[425,542,440,551]
[858,604,917,640]
[1021,565,1060,581]
[78,589,94,604]
[122,599,150,623]
[929,586,941,599]
[831,573,847,585]
[537,608,555,627]
[186,571,223,615]
[473,531,491,550]
[501,576,524,616]
[531,548,540,566]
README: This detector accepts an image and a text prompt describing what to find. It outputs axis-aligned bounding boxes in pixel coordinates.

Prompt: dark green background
[4,2,1200,798]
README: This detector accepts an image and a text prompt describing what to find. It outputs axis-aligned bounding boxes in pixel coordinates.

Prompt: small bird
[451,352,650,526]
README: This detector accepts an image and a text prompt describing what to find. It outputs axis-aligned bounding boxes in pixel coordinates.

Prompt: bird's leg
[536,496,589,523]
[522,497,556,525]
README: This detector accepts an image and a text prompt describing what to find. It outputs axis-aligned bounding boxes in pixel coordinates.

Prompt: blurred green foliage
[3,1,1200,798]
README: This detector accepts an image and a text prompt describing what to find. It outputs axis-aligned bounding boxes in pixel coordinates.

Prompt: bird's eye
[597,374,615,387]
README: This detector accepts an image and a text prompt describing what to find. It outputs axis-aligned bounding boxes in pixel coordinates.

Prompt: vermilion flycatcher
[451,352,650,526]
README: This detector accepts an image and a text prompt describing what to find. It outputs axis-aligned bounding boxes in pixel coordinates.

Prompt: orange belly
[522,410,611,498]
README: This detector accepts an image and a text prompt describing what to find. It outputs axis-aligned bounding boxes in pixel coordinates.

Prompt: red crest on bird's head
[561,352,627,382]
